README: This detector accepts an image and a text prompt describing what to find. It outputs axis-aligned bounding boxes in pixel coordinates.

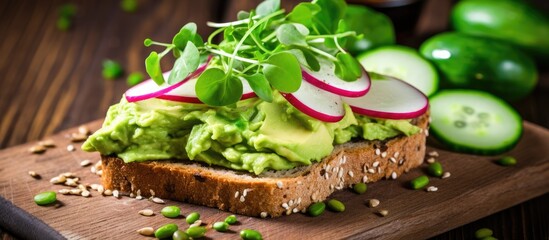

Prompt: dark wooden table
[0,0,547,239]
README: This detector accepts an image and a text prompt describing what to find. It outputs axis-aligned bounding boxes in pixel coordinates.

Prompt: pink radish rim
[282,93,345,123]
[301,69,371,97]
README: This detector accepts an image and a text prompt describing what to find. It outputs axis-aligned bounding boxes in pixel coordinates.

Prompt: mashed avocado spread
[82,92,419,174]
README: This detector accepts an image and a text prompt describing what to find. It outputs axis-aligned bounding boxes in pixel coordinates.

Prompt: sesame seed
[297,181,302,185]
[338,170,344,178]
[425,129,429,136]
[28,171,40,179]
[81,191,91,197]
[332,166,338,173]
[240,195,246,202]
[286,209,292,215]
[260,212,268,218]
[190,220,202,228]
[342,155,347,164]
[297,197,302,205]
[29,145,46,154]
[348,171,354,177]
[399,159,404,165]
[58,189,70,195]
[293,208,299,213]
[442,172,451,179]
[282,203,289,209]
[103,189,113,196]
[377,167,382,174]
[90,184,99,190]
[149,189,155,196]
[50,176,66,184]
[368,199,380,208]
[243,189,249,197]
[77,184,87,191]
[136,195,143,200]
[80,159,91,167]
[393,152,400,158]
[426,186,438,192]
[289,200,294,206]
[137,227,154,236]
[78,125,91,135]
[276,181,283,189]
[363,164,368,173]
[390,157,397,164]
[151,197,165,204]
[95,160,102,170]
[97,185,105,194]
[363,175,368,183]
[38,139,56,148]
[325,165,331,172]
[368,169,375,174]
[324,173,330,179]
[373,161,380,168]
[426,157,436,164]
[235,191,239,198]
[391,172,397,179]
[378,209,389,217]
[136,189,141,197]
[129,193,136,198]
[90,166,96,174]
[381,152,387,158]
[69,189,82,195]
[66,144,75,152]
[375,148,381,155]
[330,184,334,190]
[113,190,120,198]
[96,170,103,176]
[428,151,439,157]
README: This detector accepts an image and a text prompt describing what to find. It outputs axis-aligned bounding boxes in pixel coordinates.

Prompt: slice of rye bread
[100,113,429,217]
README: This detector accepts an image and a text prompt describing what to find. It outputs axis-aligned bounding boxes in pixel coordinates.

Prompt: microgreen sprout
[143,0,361,106]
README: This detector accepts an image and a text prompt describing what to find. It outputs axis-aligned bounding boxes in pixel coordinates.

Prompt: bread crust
[100,113,429,217]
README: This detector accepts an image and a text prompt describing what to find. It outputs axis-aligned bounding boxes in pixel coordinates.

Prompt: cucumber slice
[429,90,523,155]
[357,45,439,97]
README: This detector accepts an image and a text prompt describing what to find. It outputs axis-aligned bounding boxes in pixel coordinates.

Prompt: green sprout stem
[206,48,259,64]
[158,45,175,58]
[250,34,272,53]
[333,36,346,54]
[207,27,226,46]
[207,15,262,28]
[309,46,338,61]
[228,9,285,70]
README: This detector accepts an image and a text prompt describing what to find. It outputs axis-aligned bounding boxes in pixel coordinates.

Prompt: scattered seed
[90,184,100,190]
[66,144,75,152]
[353,183,367,194]
[154,223,178,239]
[112,190,120,198]
[64,178,78,187]
[189,219,202,228]
[50,176,67,184]
[151,197,164,204]
[137,227,154,236]
[234,191,239,198]
[28,171,40,179]
[260,212,268,218]
[78,125,91,135]
[103,189,112,196]
[77,184,87,191]
[240,195,245,202]
[69,189,82,195]
[292,208,299,213]
[426,186,438,192]
[39,139,56,148]
[136,195,143,200]
[442,172,451,179]
[97,185,104,194]
[362,175,368,183]
[70,133,88,142]
[378,209,389,217]
[80,159,91,167]
[185,226,206,239]
[426,157,436,164]
[29,145,46,154]
[428,151,439,157]
[282,202,289,209]
[96,170,103,176]
[58,189,70,195]
[368,199,380,208]
[81,191,91,197]
[138,209,154,216]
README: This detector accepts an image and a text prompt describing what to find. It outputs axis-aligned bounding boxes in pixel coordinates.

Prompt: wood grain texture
[0,122,547,239]
[0,0,548,239]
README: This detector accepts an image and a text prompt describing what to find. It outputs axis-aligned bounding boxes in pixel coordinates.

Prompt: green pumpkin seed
[475,228,493,239]
[427,162,443,177]
[224,214,238,225]
[307,202,326,217]
[213,221,229,232]
[160,205,181,218]
[410,175,429,189]
[154,223,178,239]
[496,156,517,166]
[353,182,367,194]
[240,229,263,240]
[185,226,206,238]
[326,199,345,212]
[34,191,56,206]
[172,230,190,240]
[185,212,200,224]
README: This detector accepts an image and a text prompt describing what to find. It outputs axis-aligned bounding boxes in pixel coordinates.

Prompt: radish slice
[342,75,428,119]
[302,57,370,97]
[124,61,208,102]
[157,77,257,103]
[282,80,345,122]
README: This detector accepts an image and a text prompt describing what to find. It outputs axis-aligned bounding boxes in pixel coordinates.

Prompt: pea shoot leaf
[334,52,362,81]
[276,24,308,47]
[173,22,197,51]
[287,48,320,72]
[196,68,243,106]
[145,51,165,85]
[256,0,280,17]
[262,52,301,93]
[237,11,250,20]
[311,0,347,34]
[242,73,273,102]
[288,3,321,26]
[168,42,200,84]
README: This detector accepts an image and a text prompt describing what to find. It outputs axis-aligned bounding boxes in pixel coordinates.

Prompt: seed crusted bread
[100,113,429,217]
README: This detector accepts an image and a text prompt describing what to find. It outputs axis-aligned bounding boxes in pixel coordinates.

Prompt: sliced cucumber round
[429,89,522,155]
[357,45,439,97]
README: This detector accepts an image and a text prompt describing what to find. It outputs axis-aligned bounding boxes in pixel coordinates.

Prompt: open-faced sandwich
[82,0,429,217]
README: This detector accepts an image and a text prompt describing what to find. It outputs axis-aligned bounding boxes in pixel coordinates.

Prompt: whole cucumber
[420,32,537,101]
[452,0,549,60]
[344,5,395,55]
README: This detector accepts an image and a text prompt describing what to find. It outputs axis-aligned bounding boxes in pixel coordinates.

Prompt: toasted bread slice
[100,113,429,217]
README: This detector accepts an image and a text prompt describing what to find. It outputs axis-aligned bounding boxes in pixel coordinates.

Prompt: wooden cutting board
[0,120,548,240]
